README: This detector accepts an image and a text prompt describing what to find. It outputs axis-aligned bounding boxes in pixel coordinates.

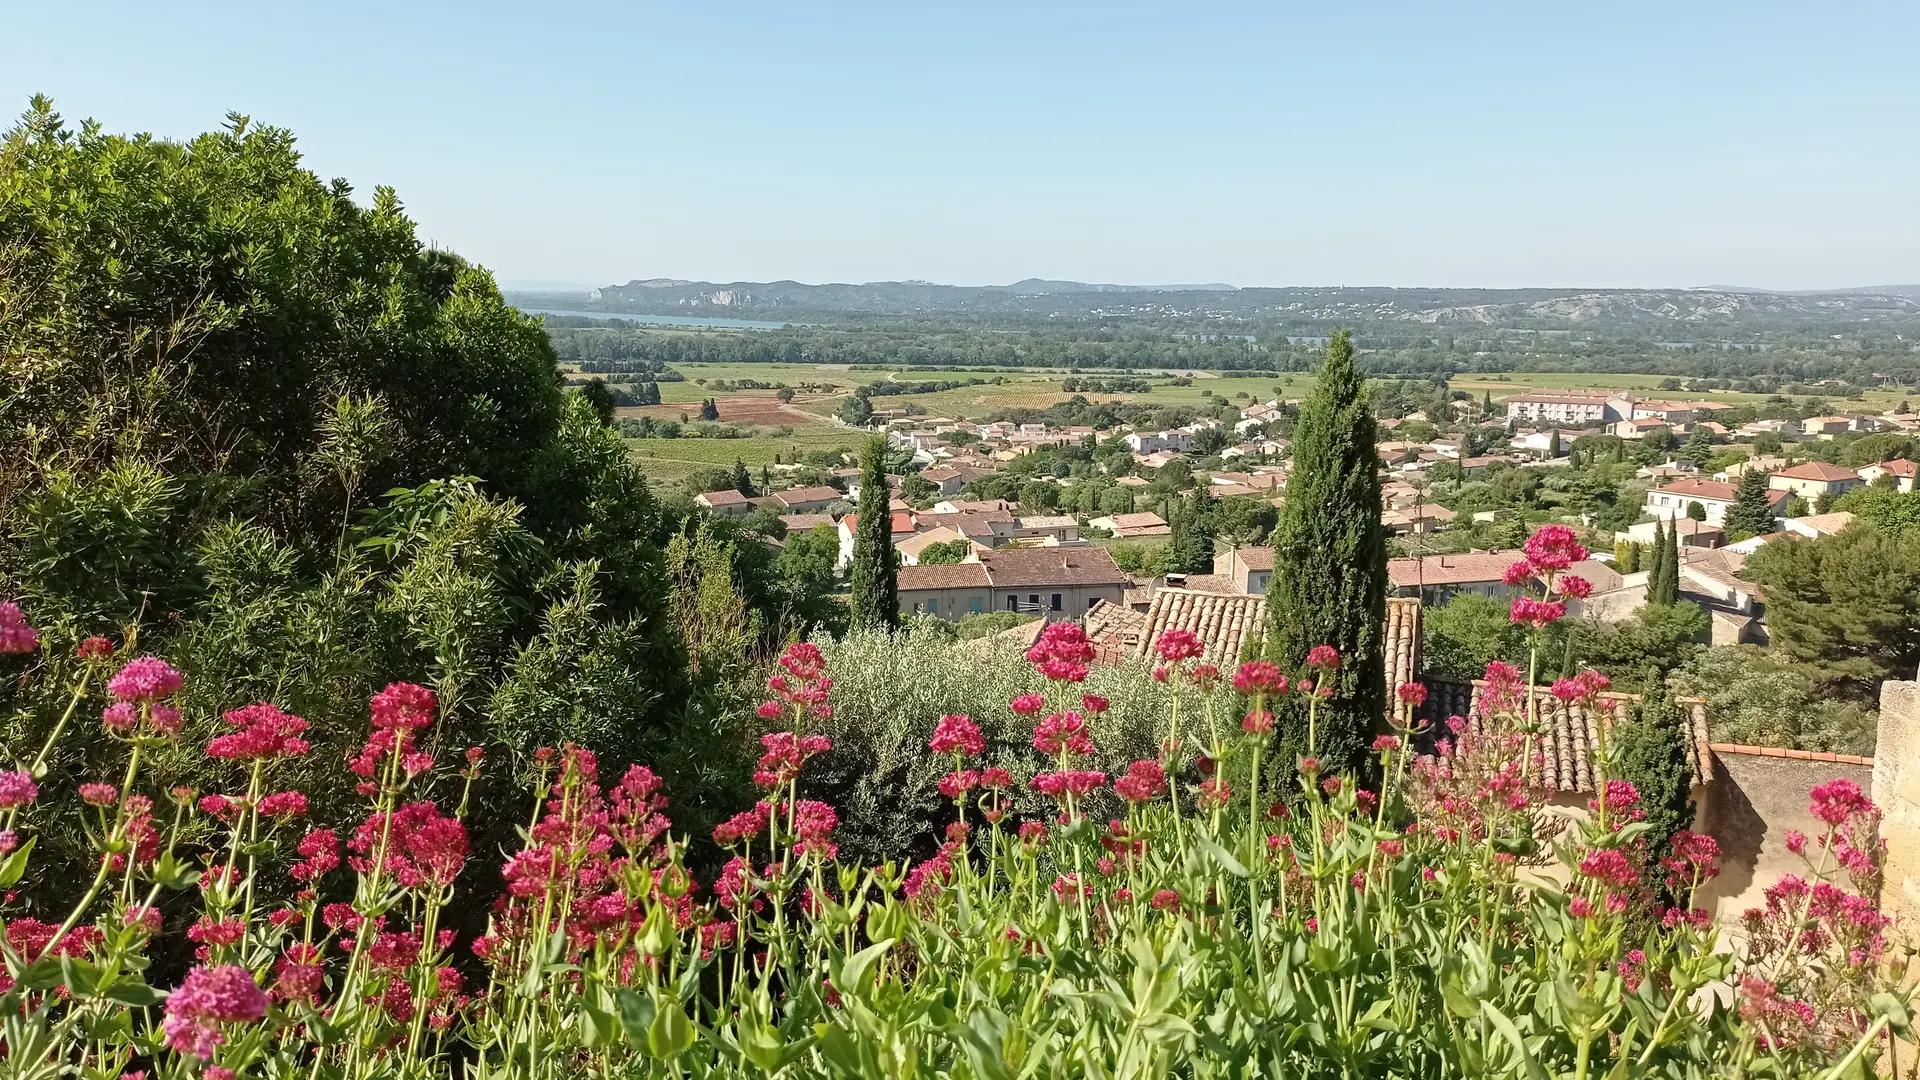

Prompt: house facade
[1644,478,1787,526]
[896,548,1130,622]
[1767,462,1862,502]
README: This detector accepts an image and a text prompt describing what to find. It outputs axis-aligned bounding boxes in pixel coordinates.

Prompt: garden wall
[1691,744,1875,922]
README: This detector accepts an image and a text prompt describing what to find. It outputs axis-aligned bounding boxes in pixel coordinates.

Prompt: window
[1006,595,1018,612]
[1050,593,1062,611]
[1086,596,1099,610]
[1028,595,1040,610]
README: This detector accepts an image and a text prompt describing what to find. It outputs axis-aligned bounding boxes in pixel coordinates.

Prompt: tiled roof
[897,563,992,590]
[1772,462,1859,482]
[1134,588,1268,664]
[1415,681,1715,793]
[1232,546,1274,571]
[975,547,1130,588]
[1172,574,1239,593]
[1107,512,1169,529]
[1083,600,1149,657]
[775,485,844,506]
[1653,478,1741,502]
[696,489,752,506]
[1869,458,1920,477]
[779,513,836,533]
[1383,597,1421,694]
[1387,551,1525,589]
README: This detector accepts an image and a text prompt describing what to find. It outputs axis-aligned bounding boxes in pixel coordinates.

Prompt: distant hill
[528,279,1920,340]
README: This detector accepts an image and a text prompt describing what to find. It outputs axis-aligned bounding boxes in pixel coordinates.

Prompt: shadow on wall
[1698,755,1766,909]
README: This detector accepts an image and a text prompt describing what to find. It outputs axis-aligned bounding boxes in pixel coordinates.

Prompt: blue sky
[7,2,1917,290]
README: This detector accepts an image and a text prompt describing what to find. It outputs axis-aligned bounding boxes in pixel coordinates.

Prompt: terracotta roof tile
[897,563,991,590]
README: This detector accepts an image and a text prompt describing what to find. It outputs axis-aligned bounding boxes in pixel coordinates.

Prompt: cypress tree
[1263,330,1385,777]
[1645,520,1667,594]
[1612,670,1696,895]
[1548,430,1562,459]
[848,435,898,631]
[1165,487,1216,574]
[1663,518,1682,601]
[730,459,756,497]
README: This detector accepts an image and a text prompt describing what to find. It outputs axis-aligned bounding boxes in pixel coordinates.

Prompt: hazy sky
[8,1,1918,291]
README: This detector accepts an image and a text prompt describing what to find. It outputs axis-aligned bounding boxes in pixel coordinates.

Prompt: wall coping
[1709,742,1874,767]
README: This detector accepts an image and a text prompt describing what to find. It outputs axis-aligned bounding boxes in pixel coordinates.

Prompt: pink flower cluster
[1032,711,1093,757]
[927,714,984,756]
[1032,770,1106,800]
[102,656,185,736]
[754,731,831,789]
[1028,623,1096,682]
[1114,759,1167,802]
[758,642,834,721]
[0,771,38,810]
[0,603,38,654]
[1550,670,1612,707]
[1503,526,1592,627]
[162,964,266,1059]
[347,682,438,791]
[1232,660,1285,695]
[206,703,311,761]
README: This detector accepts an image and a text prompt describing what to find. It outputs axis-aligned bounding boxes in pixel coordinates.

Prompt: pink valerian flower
[187,917,245,947]
[78,783,118,807]
[1479,661,1528,720]
[928,714,985,756]
[0,603,40,654]
[272,943,326,1005]
[1588,779,1640,816]
[1809,778,1873,827]
[76,636,113,661]
[107,656,184,702]
[979,767,1013,789]
[1149,889,1181,910]
[1153,629,1204,663]
[0,772,38,810]
[1501,559,1536,588]
[787,799,839,860]
[1009,693,1046,716]
[1028,623,1096,682]
[1552,670,1612,707]
[1509,596,1566,629]
[1372,735,1402,753]
[101,702,138,732]
[902,846,956,901]
[290,828,340,881]
[198,794,239,822]
[753,731,831,789]
[162,965,267,1059]
[1523,525,1589,572]
[712,807,769,847]
[1032,711,1094,757]
[1558,575,1594,600]
[1016,821,1048,849]
[347,802,468,889]
[257,791,309,818]
[1240,709,1274,735]
[1576,848,1640,890]
[370,682,437,730]
[1305,645,1341,670]
[205,702,311,761]
[1031,770,1107,800]
[1196,777,1232,810]
[938,770,980,798]
[1187,663,1221,691]
[1616,948,1647,992]
[1660,830,1722,892]
[1396,681,1429,707]
[1080,693,1110,714]
[1232,660,1285,695]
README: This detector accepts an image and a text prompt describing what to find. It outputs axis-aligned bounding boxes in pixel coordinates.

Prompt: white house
[1857,458,1919,493]
[1643,478,1788,527]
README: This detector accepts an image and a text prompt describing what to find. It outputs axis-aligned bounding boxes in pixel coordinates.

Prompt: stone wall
[1692,745,1874,922]
[1875,679,1920,930]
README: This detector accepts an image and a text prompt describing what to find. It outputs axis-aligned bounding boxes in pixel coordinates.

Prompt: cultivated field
[625,429,867,486]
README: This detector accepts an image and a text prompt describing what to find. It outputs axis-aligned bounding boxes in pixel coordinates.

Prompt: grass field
[1448,371,1906,409]
[626,429,867,486]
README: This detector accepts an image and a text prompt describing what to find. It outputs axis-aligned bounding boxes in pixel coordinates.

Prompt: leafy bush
[1671,645,1878,755]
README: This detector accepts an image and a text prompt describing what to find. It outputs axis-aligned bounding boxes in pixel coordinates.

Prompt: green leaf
[101,979,167,1008]
[0,837,36,888]
[1191,829,1249,879]
[1481,1001,1549,1080]
[837,937,895,1001]
[614,986,656,1047]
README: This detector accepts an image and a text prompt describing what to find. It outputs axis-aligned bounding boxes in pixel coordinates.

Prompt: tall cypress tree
[1165,487,1216,574]
[848,436,898,631]
[1613,669,1696,895]
[1645,520,1667,597]
[1659,518,1682,604]
[1264,330,1385,777]
[1723,469,1778,537]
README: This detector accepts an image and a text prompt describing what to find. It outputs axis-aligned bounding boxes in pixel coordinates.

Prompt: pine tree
[1723,468,1777,537]
[847,435,898,631]
[1166,487,1216,573]
[730,459,756,497]
[1682,426,1714,468]
[1612,670,1696,895]
[1263,330,1385,777]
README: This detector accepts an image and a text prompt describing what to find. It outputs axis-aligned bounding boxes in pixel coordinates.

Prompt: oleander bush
[0,556,1907,1079]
